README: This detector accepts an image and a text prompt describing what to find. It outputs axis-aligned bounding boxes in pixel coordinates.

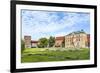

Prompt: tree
[48,36,55,47]
[38,38,48,48]
[21,39,25,53]
[62,39,65,47]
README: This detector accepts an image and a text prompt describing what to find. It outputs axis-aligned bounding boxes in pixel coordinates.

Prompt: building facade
[31,40,38,48]
[87,34,90,48]
[54,36,65,47]
[65,31,90,49]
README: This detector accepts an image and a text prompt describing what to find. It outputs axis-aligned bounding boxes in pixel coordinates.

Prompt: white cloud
[54,29,74,37]
[22,10,90,40]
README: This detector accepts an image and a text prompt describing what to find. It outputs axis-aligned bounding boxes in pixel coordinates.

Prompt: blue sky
[21,9,90,40]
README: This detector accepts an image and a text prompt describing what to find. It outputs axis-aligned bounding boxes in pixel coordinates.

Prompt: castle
[24,30,90,49]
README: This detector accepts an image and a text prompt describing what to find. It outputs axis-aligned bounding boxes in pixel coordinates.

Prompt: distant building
[65,30,90,49]
[24,36,31,48]
[87,34,90,48]
[54,36,65,47]
[31,40,38,48]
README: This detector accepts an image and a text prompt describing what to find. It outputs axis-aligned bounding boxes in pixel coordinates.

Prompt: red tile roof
[31,40,38,43]
[55,36,65,40]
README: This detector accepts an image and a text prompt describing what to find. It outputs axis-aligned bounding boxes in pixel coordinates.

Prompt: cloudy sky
[21,9,90,40]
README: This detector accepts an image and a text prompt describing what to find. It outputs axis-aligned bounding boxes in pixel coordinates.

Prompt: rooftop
[67,29,86,36]
[31,40,38,43]
[55,36,65,40]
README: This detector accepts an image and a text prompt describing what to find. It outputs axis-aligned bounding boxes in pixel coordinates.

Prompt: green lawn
[21,48,90,63]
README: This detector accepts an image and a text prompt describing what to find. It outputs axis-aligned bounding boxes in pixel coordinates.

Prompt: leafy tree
[48,36,55,47]
[38,38,48,48]
[21,39,25,53]
[62,39,65,47]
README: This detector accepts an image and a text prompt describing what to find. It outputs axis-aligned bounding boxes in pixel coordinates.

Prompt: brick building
[87,34,90,48]
[31,40,38,48]
[54,36,65,47]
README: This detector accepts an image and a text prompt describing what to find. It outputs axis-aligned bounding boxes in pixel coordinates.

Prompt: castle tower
[24,36,31,48]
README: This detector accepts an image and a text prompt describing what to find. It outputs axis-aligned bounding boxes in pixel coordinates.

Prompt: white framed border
[16,4,95,69]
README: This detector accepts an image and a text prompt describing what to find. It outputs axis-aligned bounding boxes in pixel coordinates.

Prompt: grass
[21,48,90,63]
